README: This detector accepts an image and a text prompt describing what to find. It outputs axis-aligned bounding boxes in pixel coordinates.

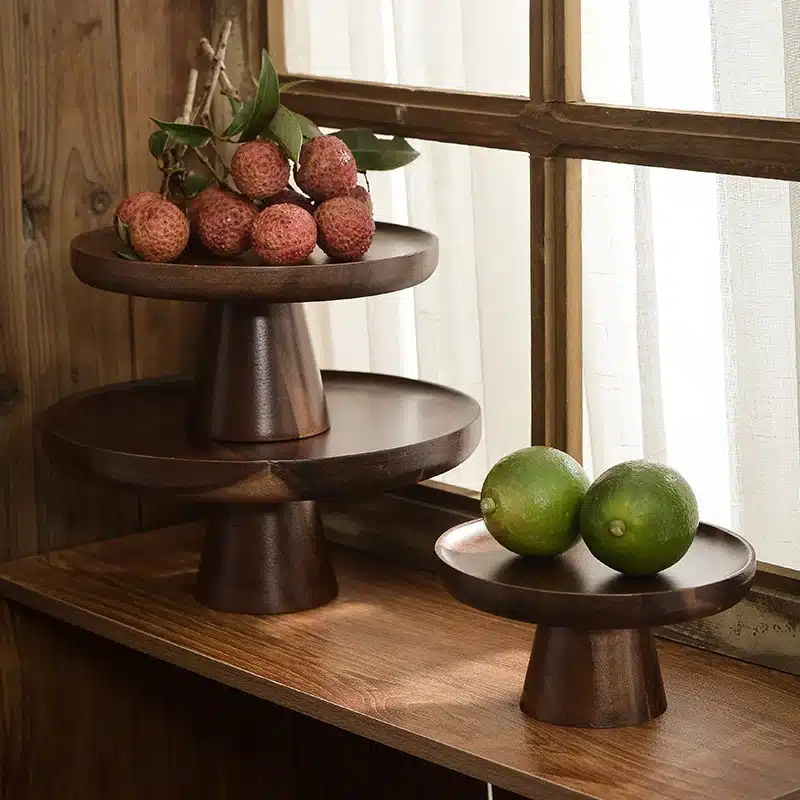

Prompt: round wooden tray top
[41,373,481,503]
[71,224,438,302]
[436,519,756,629]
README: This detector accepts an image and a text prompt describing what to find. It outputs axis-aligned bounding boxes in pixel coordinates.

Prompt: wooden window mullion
[530,0,582,458]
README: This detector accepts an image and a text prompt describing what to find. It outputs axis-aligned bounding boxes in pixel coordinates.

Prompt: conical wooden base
[196,502,339,614]
[192,301,329,443]
[520,626,667,728]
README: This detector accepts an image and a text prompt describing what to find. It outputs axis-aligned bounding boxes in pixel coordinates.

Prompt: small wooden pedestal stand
[436,519,755,728]
[42,225,481,615]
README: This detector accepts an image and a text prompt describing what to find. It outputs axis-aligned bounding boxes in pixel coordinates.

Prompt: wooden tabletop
[0,524,797,800]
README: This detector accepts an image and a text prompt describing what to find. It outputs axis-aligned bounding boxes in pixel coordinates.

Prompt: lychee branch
[199,36,240,104]
[191,146,229,187]
[205,137,231,178]
[194,20,233,123]
[178,68,199,125]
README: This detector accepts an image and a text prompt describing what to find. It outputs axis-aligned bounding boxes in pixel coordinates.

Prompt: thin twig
[192,146,229,187]
[200,37,240,102]
[170,69,200,166]
[202,126,231,177]
[194,20,233,123]
[177,69,199,124]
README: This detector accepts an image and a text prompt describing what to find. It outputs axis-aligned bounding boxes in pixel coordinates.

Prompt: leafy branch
[144,19,420,205]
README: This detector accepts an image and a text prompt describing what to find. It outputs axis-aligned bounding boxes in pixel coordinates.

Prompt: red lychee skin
[188,186,235,238]
[262,187,315,215]
[251,204,317,266]
[114,191,160,226]
[198,196,259,257]
[346,185,372,212]
[295,136,358,201]
[231,141,290,200]
[315,196,375,261]
[129,199,190,262]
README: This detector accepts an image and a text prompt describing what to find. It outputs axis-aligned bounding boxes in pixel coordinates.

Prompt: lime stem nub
[609,520,626,537]
[480,497,497,517]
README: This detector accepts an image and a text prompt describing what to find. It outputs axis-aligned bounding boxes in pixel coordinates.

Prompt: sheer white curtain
[285,0,800,570]
[284,0,531,490]
[583,0,800,569]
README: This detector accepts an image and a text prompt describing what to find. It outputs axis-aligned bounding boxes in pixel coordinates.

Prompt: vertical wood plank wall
[0,1,263,558]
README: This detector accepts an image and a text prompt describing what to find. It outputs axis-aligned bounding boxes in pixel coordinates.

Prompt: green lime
[480,447,590,557]
[580,460,699,576]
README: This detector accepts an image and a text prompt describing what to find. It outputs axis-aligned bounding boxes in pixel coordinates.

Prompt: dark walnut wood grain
[192,301,329,442]
[40,373,480,613]
[435,520,756,728]
[197,503,338,614]
[71,224,438,445]
[521,626,666,728]
[70,224,438,303]
[0,525,796,800]
[40,374,481,502]
[56,221,463,613]
[0,601,486,799]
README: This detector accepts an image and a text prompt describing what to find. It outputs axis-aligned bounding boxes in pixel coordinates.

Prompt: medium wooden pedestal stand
[41,225,481,615]
[436,519,755,727]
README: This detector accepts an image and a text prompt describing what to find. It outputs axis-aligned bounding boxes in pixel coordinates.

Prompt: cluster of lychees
[115,134,375,266]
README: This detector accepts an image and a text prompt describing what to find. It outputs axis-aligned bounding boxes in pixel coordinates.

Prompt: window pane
[582,160,800,570]
[283,0,529,96]
[305,143,531,491]
[582,0,800,118]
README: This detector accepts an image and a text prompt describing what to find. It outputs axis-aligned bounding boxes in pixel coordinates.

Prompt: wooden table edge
[0,559,585,800]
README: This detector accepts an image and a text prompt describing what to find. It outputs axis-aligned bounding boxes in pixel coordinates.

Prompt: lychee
[197,195,259,257]
[129,199,189,262]
[295,136,358,201]
[251,204,317,266]
[315,196,375,261]
[262,187,315,215]
[188,186,234,237]
[231,140,290,200]
[345,185,373,212]
[114,191,160,226]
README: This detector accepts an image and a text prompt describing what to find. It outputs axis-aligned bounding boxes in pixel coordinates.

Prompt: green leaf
[332,129,420,171]
[293,112,322,140]
[266,106,303,162]
[279,79,312,92]
[227,94,243,114]
[148,130,169,158]
[151,119,214,148]
[114,215,130,245]
[222,99,253,139]
[113,246,142,261]
[238,49,280,142]
[183,171,211,198]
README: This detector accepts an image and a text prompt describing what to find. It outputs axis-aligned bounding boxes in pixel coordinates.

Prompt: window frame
[269,0,800,583]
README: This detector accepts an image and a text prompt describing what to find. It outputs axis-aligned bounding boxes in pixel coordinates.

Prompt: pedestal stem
[192,300,329,443]
[196,502,338,614]
[520,625,667,727]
